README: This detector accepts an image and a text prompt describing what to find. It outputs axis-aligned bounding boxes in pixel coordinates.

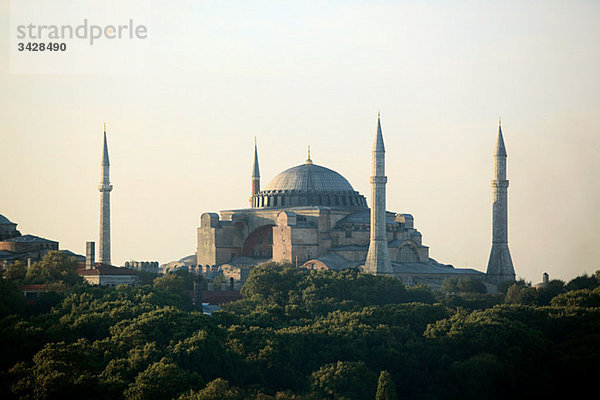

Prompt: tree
[441,277,487,295]
[504,281,532,304]
[124,358,201,400]
[3,260,27,281]
[0,279,26,318]
[449,353,509,399]
[25,251,82,287]
[154,274,185,293]
[240,264,300,305]
[212,274,225,291]
[551,287,600,308]
[310,361,377,400]
[30,339,103,399]
[566,273,599,291]
[178,378,243,400]
[375,370,397,400]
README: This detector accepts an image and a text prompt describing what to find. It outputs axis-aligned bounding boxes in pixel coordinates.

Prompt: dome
[0,214,13,224]
[252,161,367,209]
[264,163,355,193]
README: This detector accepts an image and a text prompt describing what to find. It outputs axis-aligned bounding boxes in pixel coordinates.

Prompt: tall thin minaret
[250,137,260,206]
[365,112,392,274]
[486,119,516,283]
[98,123,113,265]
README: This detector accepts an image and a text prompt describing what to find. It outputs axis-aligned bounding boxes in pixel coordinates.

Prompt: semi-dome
[251,160,367,209]
[0,214,13,224]
[264,163,355,193]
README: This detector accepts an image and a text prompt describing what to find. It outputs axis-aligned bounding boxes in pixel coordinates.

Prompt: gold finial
[306,145,312,165]
[254,136,257,146]
[378,110,381,118]
[104,122,106,132]
[499,117,501,127]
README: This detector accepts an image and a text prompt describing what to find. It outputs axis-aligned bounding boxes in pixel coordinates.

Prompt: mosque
[196,115,516,288]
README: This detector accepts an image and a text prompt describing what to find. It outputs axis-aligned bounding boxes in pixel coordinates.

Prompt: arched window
[398,245,419,263]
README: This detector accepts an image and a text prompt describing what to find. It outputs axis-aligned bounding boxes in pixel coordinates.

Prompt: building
[77,241,138,286]
[75,134,138,287]
[78,263,139,286]
[17,284,51,305]
[0,214,21,241]
[124,260,159,274]
[485,120,516,284]
[0,214,59,267]
[197,115,493,288]
[99,123,113,266]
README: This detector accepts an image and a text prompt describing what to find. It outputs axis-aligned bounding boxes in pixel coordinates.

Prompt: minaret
[98,123,113,265]
[250,137,260,205]
[365,112,392,274]
[486,119,516,283]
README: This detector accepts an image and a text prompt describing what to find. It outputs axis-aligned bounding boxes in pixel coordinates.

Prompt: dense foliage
[1,258,599,399]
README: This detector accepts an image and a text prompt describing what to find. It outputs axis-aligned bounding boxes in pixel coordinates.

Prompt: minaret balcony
[98,183,113,192]
[491,180,509,189]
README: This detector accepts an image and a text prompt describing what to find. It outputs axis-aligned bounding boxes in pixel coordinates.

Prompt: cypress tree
[375,370,397,400]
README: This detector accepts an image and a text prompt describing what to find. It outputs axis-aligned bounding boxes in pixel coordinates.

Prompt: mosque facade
[196,115,506,288]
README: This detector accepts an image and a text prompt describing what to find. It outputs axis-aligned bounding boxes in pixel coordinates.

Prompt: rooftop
[3,234,57,243]
[264,163,356,193]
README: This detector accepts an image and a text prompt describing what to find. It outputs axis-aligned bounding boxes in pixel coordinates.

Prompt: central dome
[251,160,367,209]
[264,163,355,193]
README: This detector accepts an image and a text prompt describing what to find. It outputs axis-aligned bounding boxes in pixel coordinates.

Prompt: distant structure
[161,255,197,274]
[124,260,159,274]
[486,120,516,284]
[196,114,485,289]
[534,272,550,289]
[77,241,138,286]
[77,127,139,286]
[98,123,113,266]
[250,137,260,205]
[0,214,58,266]
[364,113,393,274]
[85,241,95,269]
[0,214,21,241]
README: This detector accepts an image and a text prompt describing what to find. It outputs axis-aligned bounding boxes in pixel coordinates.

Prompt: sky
[1,0,599,284]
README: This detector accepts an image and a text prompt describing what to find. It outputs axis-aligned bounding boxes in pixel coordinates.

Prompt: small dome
[264,163,355,193]
[0,214,13,224]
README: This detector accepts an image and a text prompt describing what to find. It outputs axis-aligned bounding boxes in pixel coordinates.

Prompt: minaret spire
[365,112,392,274]
[486,120,516,283]
[98,123,113,265]
[250,138,261,206]
[102,123,110,166]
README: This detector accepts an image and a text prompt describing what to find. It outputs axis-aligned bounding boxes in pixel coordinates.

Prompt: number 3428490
[17,42,67,51]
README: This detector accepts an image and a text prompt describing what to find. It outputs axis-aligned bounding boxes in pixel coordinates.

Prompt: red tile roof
[18,284,50,292]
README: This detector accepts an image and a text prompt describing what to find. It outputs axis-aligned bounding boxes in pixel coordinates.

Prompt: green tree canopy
[566,273,599,291]
[309,361,377,400]
[124,358,201,400]
[178,378,243,400]
[24,251,82,287]
[441,277,487,294]
[0,279,26,318]
[3,260,27,281]
[376,370,397,400]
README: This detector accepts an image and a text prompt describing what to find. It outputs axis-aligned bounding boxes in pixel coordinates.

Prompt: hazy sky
[1,0,599,283]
